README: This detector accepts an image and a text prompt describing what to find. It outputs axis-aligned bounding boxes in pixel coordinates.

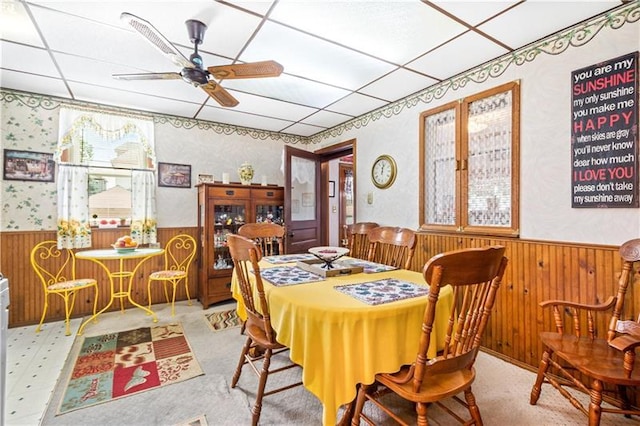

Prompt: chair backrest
[227,234,276,342]
[344,222,379,259]
[367,226,417,270]
[413,245,508,393]
[238,222,285,256]
[30,240,79,289]
[162,234,197,273]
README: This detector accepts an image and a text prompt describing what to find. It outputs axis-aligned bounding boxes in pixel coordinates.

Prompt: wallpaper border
[1,1,637,146]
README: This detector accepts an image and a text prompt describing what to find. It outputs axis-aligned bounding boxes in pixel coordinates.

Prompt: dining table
[231,255,454,426]
[75,247,164,335]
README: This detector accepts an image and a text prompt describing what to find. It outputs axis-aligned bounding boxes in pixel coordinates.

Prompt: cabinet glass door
[255,203,284,225]
[212,203,246,272]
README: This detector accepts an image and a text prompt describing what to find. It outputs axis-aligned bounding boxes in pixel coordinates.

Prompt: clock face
[371,155,397,189]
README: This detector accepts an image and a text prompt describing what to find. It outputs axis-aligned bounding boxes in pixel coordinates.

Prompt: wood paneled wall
[3,229,639,398]
[1,227,198,328]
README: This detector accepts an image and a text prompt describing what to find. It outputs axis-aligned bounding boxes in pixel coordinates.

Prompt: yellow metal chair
[147,234,197,316]
[30,240,99,336]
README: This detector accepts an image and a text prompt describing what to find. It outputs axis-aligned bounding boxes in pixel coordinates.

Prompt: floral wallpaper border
[1,1,637,148]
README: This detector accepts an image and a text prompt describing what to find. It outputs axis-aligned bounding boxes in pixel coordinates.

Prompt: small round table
[75,248,164,335]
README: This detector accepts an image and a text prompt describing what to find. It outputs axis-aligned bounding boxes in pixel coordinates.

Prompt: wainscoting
[3,229,639,406]
[1,228,199,328]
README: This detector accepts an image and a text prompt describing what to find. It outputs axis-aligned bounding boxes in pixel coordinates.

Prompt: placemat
[256,266,325,286]
[334,278,429,305]
[263,253,317,264]
[339,259,398,273]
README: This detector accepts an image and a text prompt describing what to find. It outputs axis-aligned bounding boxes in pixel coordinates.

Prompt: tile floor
[4,300,218,426]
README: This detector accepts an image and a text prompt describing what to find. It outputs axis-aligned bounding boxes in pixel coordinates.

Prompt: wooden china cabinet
[196,182,284,308]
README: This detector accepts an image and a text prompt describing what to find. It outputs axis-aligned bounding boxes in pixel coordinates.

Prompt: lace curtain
[131,170,157,244]
[56,107,156,247]
[57,165,92,248]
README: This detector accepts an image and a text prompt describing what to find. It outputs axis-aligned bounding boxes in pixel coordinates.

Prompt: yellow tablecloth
[232,260,453,426]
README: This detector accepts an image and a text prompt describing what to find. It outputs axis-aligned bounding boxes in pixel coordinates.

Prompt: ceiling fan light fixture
[181,68,208,86]
[185,19,206,45]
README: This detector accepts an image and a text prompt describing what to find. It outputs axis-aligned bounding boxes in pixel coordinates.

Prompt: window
[57,108,155,224]
[419,81,520,236]
[56,107,158,247]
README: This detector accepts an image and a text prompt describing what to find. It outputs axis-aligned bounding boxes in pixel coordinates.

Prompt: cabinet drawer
[251,188,284,199]
[208,187,251,198]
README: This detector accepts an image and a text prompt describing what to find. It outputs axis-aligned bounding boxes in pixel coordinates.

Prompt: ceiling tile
[432,0,519,26]
[197,104,297,133]
[0,0,44,47]
[300,110,352,129]
[325,92,388,117]
[269,1,467,64]
[280,122,326,137]
[226,90,319,122]
[1,41,60,78]
[223,74,350,108]
[407,31,509,80]
[239,21,396,90]
[0,69,70,99]
[479,1,621,49]
[68,81,203,117]
[359,68,438,102]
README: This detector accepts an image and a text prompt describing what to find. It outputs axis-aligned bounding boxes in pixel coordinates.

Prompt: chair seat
[150,270,186,280]
[377,364,476,403]
[245,320,286,351]
[540,331,640,385]
[48,278,97,291]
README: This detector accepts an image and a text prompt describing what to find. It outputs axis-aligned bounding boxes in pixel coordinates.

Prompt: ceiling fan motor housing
[185,19,207,44]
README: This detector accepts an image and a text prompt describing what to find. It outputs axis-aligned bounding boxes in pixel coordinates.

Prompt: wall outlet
[367,192,373,204]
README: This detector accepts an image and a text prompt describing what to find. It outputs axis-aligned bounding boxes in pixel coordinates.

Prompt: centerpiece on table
[111,235,138,253]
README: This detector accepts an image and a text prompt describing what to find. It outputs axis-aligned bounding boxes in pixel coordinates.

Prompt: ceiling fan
[113,12,284,107]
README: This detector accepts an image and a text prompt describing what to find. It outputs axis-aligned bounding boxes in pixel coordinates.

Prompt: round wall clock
[371,154,397,189]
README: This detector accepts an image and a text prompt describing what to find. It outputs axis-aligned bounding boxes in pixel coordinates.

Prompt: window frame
[419,81,520,237]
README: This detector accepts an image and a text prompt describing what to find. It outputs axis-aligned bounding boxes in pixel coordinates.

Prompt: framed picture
[158,162,191,188]
[328,180,336,198]
[198,173,214,184]
[3,149,55,182]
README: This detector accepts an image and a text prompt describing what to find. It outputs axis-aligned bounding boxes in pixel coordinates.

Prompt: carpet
[57,322,204,415]
[175,414,208,426]
[205,309,242,331]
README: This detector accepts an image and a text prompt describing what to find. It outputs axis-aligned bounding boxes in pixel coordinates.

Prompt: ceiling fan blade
[201,82,239,107]
[207,60,284,80]
[121,12,193,69]
[113,72,182,81]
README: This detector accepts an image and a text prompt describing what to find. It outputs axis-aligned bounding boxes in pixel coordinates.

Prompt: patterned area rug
[175,414,208,426]
[57,323,203,414]
[205,309,242,331]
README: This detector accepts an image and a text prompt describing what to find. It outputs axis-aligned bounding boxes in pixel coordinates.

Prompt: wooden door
[284,146,322,253]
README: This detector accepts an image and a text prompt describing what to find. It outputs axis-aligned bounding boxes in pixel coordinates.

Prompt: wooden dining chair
[530,238,640,426]
[350,245,508,426]
[227,234,302,426]
[147,234,197,316]
[367,226,416,270]
[344,222,379,259]
[238,222,285,256]
[30,240,99,336]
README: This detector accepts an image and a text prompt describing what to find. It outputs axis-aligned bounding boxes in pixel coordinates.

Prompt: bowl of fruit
[111,235,138,253]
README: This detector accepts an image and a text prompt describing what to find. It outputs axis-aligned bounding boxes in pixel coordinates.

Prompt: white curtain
[57,165,92,248]
[131,170,157,244]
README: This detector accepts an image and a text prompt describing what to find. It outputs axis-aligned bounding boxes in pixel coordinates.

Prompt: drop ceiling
[0,0,627,137]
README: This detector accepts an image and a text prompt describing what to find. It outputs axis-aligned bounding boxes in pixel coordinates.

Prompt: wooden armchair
[227,234,302,426]
[343,222,379,259]
[350,245,508,425]
[367,226,416,270]
[530,238,640,425]
[238,222,285,256]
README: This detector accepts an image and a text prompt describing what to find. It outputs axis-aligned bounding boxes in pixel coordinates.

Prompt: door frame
[314,139,356,246]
